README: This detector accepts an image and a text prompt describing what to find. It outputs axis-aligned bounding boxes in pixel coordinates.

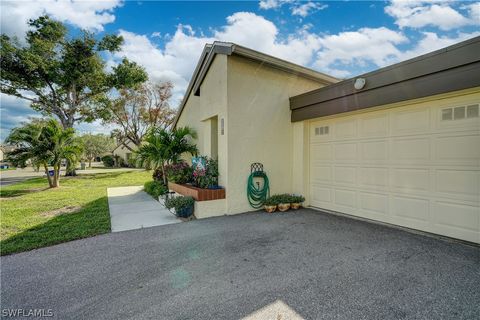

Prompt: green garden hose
[247,171,270,209]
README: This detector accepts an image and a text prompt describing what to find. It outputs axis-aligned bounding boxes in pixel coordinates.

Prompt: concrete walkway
[107,186,179,232]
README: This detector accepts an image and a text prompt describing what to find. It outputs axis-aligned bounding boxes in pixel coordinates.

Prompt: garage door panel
[362,140,388,162]
[334,143,357,162]
[391,107,430,135]
[433,201,479,233]
[391,168,430,192]
[311,165,332,184]
[391,196,430,226]
[360,114,388,138]
[436,169,480,200]
[392,138,430,161]
[359,192,389,216]
[310,98,480,243]
[333,166,356,186]
[334,189,356,209]
[359,167,389,189]
[334,119,357,139]
[311,185,332,204]
[435,134,480,164]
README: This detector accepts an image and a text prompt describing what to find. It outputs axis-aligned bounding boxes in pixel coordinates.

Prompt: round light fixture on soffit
[354,78,366,90]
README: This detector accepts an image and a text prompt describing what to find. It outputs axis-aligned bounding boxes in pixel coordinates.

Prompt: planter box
[168,182,225,201]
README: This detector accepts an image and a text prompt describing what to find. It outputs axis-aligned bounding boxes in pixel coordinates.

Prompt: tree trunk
[44,163,54,188]
[161,163,167,186]
[52,165,60,188]
[89,158,92,168]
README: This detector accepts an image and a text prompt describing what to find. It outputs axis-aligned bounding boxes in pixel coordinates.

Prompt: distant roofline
[172,41,339,128]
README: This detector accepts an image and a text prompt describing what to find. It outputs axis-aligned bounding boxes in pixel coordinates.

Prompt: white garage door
[309,97,480,243]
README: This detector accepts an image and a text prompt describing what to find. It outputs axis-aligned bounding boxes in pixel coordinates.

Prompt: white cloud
[464,2,480,23]
[385,0,474,30]
[0,0,122,40]
[259,0,291,10]
[115,12,322,107]
[314,27,408,77]
[291,2,328,17]
[259,0,326,17]
[399,31,480,60]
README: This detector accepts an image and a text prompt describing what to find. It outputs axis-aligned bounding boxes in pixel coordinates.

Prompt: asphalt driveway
[2,209,479,319]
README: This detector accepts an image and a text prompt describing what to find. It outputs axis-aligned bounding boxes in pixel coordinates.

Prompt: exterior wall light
[354,78,366,90]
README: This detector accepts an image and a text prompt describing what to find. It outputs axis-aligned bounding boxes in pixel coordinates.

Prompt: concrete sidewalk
[107,186,179,232]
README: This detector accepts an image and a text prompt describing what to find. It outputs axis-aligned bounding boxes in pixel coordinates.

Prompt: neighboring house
[0,145,16,165]
[174,37,480,244]
[112,141,137,166]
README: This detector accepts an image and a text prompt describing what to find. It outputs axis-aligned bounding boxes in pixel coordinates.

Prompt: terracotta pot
[264,205,277,213]
[278,203,290,212]
[291,203,301,210]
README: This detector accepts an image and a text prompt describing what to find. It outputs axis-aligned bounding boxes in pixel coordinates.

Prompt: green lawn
[0,170,152,255]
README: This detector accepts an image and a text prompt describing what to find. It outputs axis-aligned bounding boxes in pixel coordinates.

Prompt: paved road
[108,186,179,232]
[0,166,142,186]
[2,209,479,319]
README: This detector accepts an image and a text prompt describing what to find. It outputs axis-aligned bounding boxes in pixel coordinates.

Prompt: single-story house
[173,36,480,244]
[112,140,137,166]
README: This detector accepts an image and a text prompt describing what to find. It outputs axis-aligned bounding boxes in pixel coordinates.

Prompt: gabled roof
[173,41,339,128]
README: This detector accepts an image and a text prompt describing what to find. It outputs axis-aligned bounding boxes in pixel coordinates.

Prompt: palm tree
[135,126,198,185]
[6,119,83,188]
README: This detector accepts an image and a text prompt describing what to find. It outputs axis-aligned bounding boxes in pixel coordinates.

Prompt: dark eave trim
[290,36,480,122]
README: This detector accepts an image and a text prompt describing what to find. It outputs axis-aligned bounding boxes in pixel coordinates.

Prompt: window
[442,108,453,121]
[315,126,329,135]
[467,104,479,118]
[442,104,479,121]
[454,106,465,120]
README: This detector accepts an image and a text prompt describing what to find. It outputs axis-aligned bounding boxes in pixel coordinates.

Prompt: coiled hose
[247,171,270,209]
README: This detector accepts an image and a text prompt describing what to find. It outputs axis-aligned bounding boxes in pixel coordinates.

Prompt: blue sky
[1,0,479,141]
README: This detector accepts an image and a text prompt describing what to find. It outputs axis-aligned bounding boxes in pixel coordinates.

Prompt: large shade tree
[0,16,147,173]
[6,119,83,188]
[135,127,198,185]
[106,82,177,151]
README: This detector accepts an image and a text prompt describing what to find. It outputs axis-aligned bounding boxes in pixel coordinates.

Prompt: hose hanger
[247,163,270,209]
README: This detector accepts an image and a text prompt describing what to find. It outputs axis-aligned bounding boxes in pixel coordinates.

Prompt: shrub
[165,161,193,184]
[193,157,219,189]
[268,194,292,204]
[144,180,168,199]
[264,196,279,206]
[127,156,137,168]
[101,155,114,167]
[165,196,195,211]
[290,195,305,203]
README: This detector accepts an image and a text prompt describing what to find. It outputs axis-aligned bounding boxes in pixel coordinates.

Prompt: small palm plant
[135,126,198,185]
[6,119,83,188]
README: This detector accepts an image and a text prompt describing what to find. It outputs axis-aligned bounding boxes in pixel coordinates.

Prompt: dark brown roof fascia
[291,61,480,122]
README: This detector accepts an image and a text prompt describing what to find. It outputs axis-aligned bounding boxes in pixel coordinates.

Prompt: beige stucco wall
[176,53,329,217]
[225,55,325,214]
[176,54,228,187]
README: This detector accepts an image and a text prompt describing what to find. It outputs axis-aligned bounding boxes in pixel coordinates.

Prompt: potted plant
[277,194,291,212]
[165,196,195,218]
[264,196,279,213]
[290,195,305,210]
